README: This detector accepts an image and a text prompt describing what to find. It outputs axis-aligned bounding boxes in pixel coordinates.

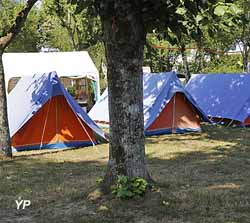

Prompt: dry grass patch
[1,124,250,222]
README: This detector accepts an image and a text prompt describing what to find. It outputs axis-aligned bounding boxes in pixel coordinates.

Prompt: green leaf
[176,7,186,15]
[195,14,203,23]
[229,4,242,15]
[214,5,228,16]
[182,21,188,26]
[111,176,148,199]
[117,189,134,199]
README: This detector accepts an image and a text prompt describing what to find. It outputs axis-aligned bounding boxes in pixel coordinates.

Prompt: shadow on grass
[145,142,250,222]
[13,146,93,159]
[146,123,250,144]
[0,157,107,223]
[1,124,250,222]
[12,142,109,159]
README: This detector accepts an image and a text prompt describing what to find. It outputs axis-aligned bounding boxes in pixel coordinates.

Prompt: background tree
[40,0,101,50]
[142,1,242,77]
[0,0,38,157]
[236,0,250,72]
[40,0,107,89]
[0,0,41,52]
[144,33,180,73]
[202,54,243,73]
[199,0,246,72]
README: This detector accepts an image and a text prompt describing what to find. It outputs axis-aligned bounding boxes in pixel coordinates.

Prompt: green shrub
[111,175,148,199]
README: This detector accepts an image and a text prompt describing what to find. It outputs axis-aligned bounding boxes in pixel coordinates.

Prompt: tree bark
[241,1,250,73]
[0,51,12,157]
[180,44,191,81]
[194,41,203,74]
[242,44,249,72]
[0,0,38,157]
[100,1,151,191]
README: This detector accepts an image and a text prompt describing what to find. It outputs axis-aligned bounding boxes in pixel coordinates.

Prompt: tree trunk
[242,44,249,72]
[194,47,203,73]
[181,45,191,81]
[241,1,250,73]
[0,51,12,158]
[100,1,151,191]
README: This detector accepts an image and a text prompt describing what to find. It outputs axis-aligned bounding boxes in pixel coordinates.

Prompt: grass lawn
[1,124,250,222]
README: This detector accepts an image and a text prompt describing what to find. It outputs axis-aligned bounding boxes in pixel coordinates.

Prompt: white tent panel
[88,88,109,125]
[2,51,100,98]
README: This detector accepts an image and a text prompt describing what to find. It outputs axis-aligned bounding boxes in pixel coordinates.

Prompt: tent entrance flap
[174,93,201,130]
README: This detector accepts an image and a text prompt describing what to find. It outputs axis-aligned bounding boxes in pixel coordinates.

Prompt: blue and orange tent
[8,71,106,151]
[89,72,208,135]
[143,72,209,135]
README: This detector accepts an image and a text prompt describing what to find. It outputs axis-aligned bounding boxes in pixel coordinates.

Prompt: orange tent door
[174,93,201,131]
[147,95,175,132]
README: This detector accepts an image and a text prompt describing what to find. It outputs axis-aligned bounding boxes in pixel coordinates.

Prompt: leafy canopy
[0,0,40,52]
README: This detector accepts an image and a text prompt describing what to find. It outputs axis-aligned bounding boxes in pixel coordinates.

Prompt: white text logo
[15,198,31,210]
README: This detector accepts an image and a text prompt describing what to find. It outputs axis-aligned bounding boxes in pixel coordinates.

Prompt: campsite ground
[1,124,250,223]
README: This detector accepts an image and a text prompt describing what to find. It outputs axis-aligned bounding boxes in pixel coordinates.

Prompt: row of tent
[90,72,250,128]
[88,72,209,135]
[8,71,250,152]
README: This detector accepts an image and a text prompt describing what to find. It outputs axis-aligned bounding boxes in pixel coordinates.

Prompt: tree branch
[0,0,38,51]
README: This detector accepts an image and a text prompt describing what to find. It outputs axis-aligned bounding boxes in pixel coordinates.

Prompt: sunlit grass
[1,124,250,222]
